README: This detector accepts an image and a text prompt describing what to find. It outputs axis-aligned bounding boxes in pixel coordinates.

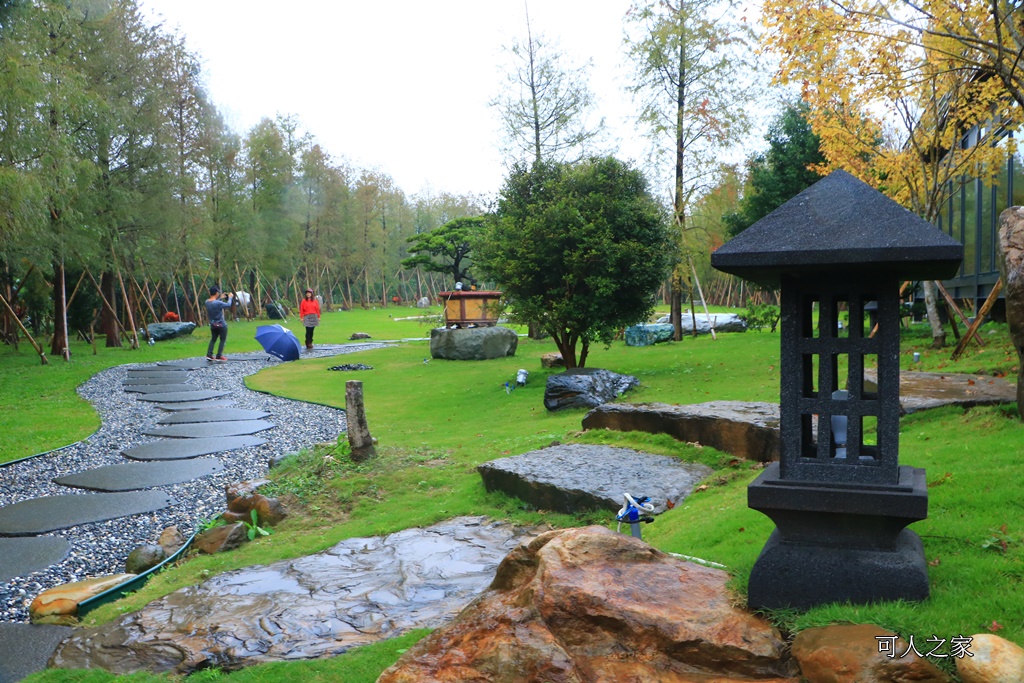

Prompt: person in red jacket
[299,288,321,350]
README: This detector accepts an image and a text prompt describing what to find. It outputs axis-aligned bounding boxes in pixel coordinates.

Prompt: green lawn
[7,310,1024,682]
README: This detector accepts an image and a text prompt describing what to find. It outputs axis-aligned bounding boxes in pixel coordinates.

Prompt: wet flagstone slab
[157,408,270,424]
[0,623,74,683]
[0,537,71,583]
[136,390,230,403]
[141,420,275,439]
[121,436,265,461]
[50,517,538,675]
[0,491,173,536]
[155,399,236,411]
[53,459,224,492]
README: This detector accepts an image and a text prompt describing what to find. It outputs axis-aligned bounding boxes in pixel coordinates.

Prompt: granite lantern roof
[711,169,963,288]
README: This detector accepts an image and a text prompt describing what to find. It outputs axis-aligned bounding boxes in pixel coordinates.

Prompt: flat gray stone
[865,369,1017,414]
[0,491,173,536]
[158,359,214,370]
[478,444,712,515]
[156,399,236,411]
[123,376,191,386]
[157,408,271,424]
[122,436,266,461]
[0,536,71,583]
[123,383,196,394]
[50,517,538,675]
[136,390,230,403]
[53,459,224,492]
[0,623,74,683]
[142,420,275,439]
[127,368,188,378]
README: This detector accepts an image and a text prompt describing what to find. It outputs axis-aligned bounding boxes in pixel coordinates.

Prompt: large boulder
[656,312,748,334]
[379,526,797,683]
[30,575,137,624]
[583,401,781,462]
[145,322,196,341]
[624,322,674,346]
[430,326,518,360]
[544,368,639,411]
[997,206,1024,418]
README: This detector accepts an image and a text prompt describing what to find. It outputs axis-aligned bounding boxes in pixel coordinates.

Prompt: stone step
[135,390,230,403]
[123,384,196,394]
[122,376,191,386]
[121,436,265,461]
[0,536,71,583]
[156,399,236,411]
[157,408,270,424]
[0,623,74,683]
[53,458,224,492]
[157,359,215,370]
[141,420,275,439]
[0,491,174,537]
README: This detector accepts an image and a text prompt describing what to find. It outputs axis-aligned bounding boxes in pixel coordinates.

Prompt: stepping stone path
[0,344,395,680]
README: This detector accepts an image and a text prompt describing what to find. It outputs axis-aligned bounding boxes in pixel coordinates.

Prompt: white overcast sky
[140,1,768,200]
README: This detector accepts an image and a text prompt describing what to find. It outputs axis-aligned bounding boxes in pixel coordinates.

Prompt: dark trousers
[208,325,227,357]
[305,326,315,346]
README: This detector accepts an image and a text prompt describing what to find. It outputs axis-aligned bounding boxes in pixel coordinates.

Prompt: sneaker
[206,356,215,361]
[216,355,228,361]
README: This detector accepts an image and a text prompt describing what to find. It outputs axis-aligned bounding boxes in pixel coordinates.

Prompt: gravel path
[0,344,386,624]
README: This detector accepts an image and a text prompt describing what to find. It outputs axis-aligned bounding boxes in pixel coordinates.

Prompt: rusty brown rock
[379,526,797,683]
[192,522,246,554]
[252,496,287,527]
[225,479,270,513]
[998,206,1024,419]
[582,401,781,462]
[540,352,564,369]
[956,634,1024,683]
[30,574,137,624]
[157,526,185,556]
[218,511,249,524]
[792,624,949,683]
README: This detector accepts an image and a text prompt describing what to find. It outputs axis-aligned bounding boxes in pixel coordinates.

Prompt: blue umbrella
[254,324,302,362]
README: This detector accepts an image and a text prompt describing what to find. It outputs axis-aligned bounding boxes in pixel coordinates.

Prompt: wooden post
[345,380,376,462]
[952,278,1003,361]
[0,290,47,364]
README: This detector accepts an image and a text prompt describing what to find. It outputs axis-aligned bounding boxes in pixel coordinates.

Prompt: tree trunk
[670,270,683,342]
[100,271,121,347]
[922,280,946,349]
[50,260,70,360]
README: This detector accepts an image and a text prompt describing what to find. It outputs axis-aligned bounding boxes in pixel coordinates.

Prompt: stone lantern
[711,170,962,610]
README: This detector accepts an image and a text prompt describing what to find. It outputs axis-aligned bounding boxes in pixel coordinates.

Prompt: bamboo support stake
[113,259,139,349]
[0,290,47,364]
[83,268,124,338]
[935,281,983,347]
[952,278,1002,361]
[690,258,716,340]
[868,281,911,339]
[64,269,87,310]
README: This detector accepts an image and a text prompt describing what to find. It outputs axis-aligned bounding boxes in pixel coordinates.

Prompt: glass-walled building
[936,128,1024,314]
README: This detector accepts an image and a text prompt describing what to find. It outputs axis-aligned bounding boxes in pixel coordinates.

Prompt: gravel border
[0,344,386,624]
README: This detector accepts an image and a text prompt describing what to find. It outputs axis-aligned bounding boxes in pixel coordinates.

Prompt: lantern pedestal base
[747,527,929,610]
[746,463,929,610]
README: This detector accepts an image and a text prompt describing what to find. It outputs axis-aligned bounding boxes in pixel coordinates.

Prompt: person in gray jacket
[205,286,234,361]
